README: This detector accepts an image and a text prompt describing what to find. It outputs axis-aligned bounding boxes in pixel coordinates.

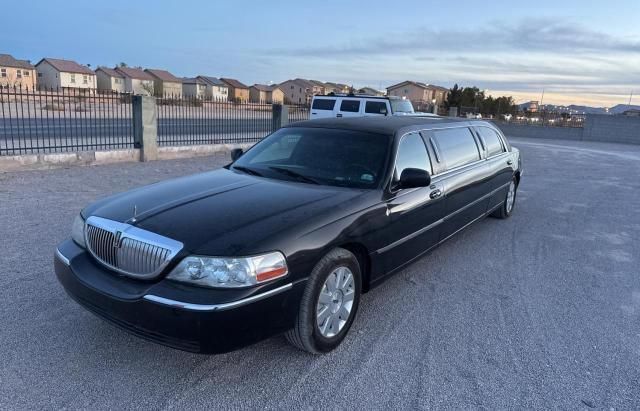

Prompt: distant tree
[118,62,128,67]
[446,84,516,117]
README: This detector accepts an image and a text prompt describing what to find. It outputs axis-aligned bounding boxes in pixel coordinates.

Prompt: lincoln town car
[54,116,522,354]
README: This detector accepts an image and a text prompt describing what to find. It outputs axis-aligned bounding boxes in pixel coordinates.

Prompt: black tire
[285,247,362,354]
[492,177,517,219]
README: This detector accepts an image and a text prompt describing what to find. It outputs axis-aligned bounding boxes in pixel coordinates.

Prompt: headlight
[71,214,86,248]
[167,252,288,288]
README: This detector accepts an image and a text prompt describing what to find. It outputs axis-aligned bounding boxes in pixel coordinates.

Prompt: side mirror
[380,107,388,116]
[398,168,431,189]
[230,148,243,161]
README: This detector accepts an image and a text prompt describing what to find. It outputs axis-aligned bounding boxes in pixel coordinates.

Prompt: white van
[310,95,421,119]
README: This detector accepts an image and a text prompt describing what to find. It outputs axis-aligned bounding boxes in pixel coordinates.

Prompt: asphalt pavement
[0,137,638,409]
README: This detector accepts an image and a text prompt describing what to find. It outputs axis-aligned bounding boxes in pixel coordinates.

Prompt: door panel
[437,163,492,240]
[380,184,446,273]
[375,132,444,275]
[475,126,513,209]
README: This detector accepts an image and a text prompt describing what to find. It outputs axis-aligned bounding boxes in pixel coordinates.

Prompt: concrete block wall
[583,114,640,145]
[493,122,584,141]
[494,114,640,145]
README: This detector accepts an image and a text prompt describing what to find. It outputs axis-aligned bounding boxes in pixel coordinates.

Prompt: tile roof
[145,68,181,83]
[0,54,35,70]
[220,77,249,89]
[115,67,154,81]
[251,84,278,92]
[197,76,226,86]
[96,67,124,78]
[182,77,206,84]
[36,58,94,75]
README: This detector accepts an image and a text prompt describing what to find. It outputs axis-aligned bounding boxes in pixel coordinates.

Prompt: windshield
[390,99,415,114]
[233,127,391,189]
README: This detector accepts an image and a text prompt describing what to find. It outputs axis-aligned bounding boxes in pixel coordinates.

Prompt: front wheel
[285,248,362,354]
[492,177,517,219]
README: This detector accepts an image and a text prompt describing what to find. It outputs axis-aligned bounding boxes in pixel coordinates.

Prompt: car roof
[312,94,399,100]
[285,116,486,136]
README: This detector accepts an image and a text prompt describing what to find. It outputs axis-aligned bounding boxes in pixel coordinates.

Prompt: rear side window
[340,100,360,113]
[394,133,431,183]
[365,101,388,114]
[432,128,480,170]
[312,99,336,110]
[477,127,505,156]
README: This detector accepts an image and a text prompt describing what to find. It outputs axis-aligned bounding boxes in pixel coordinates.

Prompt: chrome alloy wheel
[316,266,356,338]
[506,181,516,213]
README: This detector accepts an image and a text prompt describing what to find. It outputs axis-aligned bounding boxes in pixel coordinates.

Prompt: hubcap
[316,266,355,338]
[506,181,516,213]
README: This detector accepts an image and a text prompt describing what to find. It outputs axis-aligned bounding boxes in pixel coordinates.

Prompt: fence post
[272,104,288,131]
[133,95,158,161]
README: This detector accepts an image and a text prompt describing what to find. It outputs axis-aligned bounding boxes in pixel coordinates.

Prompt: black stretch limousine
[54,116,522,354]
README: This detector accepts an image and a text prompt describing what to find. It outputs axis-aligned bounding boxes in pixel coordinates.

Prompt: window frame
[389,131,433,192]
[0,68,6,78]
[364,100,389,115]
[312,98,336,111]
[474,126,507,158]
[417,127,484,176]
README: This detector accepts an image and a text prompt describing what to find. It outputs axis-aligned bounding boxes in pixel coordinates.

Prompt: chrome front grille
[84,216,183,279]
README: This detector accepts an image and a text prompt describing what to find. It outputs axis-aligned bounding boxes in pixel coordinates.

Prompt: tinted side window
[365,101,387,114]
[394,133,431,183]
[312,99,336,110]
[432,128,480,170]
[477,127,505,156]
[340,100,360,112]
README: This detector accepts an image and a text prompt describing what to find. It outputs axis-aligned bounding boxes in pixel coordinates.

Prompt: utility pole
[629,90,634,108]
[540,88,545,108]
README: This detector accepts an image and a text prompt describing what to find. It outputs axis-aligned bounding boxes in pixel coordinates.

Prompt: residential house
[145,68,182,97]
[182,77,208,99]
[220,78,249,102]
[0,54,36,89]
[325,82,350,94]
[357,87,384,96]
[95,67,125,92]
[278,78,321,104]
[308,80,327,95]
[35,58,96,90]
[196,76,229,100]
[249,84,284,104]
[386,81,449,106]
[114,67,155,95]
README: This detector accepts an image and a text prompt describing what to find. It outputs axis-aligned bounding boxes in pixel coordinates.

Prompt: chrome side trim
[376,218,445,254]
[142,283,293,312]
[55,248,70,266]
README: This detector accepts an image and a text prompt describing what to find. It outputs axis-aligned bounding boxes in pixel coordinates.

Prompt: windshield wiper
[268,166,320,185]
[232,165,263,177]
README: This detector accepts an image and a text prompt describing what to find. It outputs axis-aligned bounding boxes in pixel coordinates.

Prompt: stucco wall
[36,61,61,89]
[0,66,37,89]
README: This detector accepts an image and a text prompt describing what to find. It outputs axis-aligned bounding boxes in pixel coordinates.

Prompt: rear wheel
[492,178,517,219]
[285,248,361,354]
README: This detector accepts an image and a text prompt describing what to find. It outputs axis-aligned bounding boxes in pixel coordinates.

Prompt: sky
[3,0,639,107]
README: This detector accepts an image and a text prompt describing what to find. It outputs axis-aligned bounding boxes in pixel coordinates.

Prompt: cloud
[269,18,640,57]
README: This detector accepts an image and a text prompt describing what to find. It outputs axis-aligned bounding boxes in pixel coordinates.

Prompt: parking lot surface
[1,137,639,409]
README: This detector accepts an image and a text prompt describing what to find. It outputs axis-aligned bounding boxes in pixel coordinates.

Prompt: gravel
[0,137,639,409]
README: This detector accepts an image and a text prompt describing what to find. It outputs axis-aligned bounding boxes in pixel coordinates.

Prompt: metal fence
[287,104,311,123]
[156,96,277,147]
[496,112,586,128]
[0,86,134,155]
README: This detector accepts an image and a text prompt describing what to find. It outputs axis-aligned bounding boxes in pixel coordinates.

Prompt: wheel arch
[336,242,372,293]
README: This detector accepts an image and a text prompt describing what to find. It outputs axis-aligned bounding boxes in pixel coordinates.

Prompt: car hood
[83,168,369,255]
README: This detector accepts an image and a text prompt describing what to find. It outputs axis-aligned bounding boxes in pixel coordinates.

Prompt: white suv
[310,95,431,119]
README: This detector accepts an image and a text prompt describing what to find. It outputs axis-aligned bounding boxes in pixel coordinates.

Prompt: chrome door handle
[430,189,442,199]
[336,113,343,118]
[506,159,513,165]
